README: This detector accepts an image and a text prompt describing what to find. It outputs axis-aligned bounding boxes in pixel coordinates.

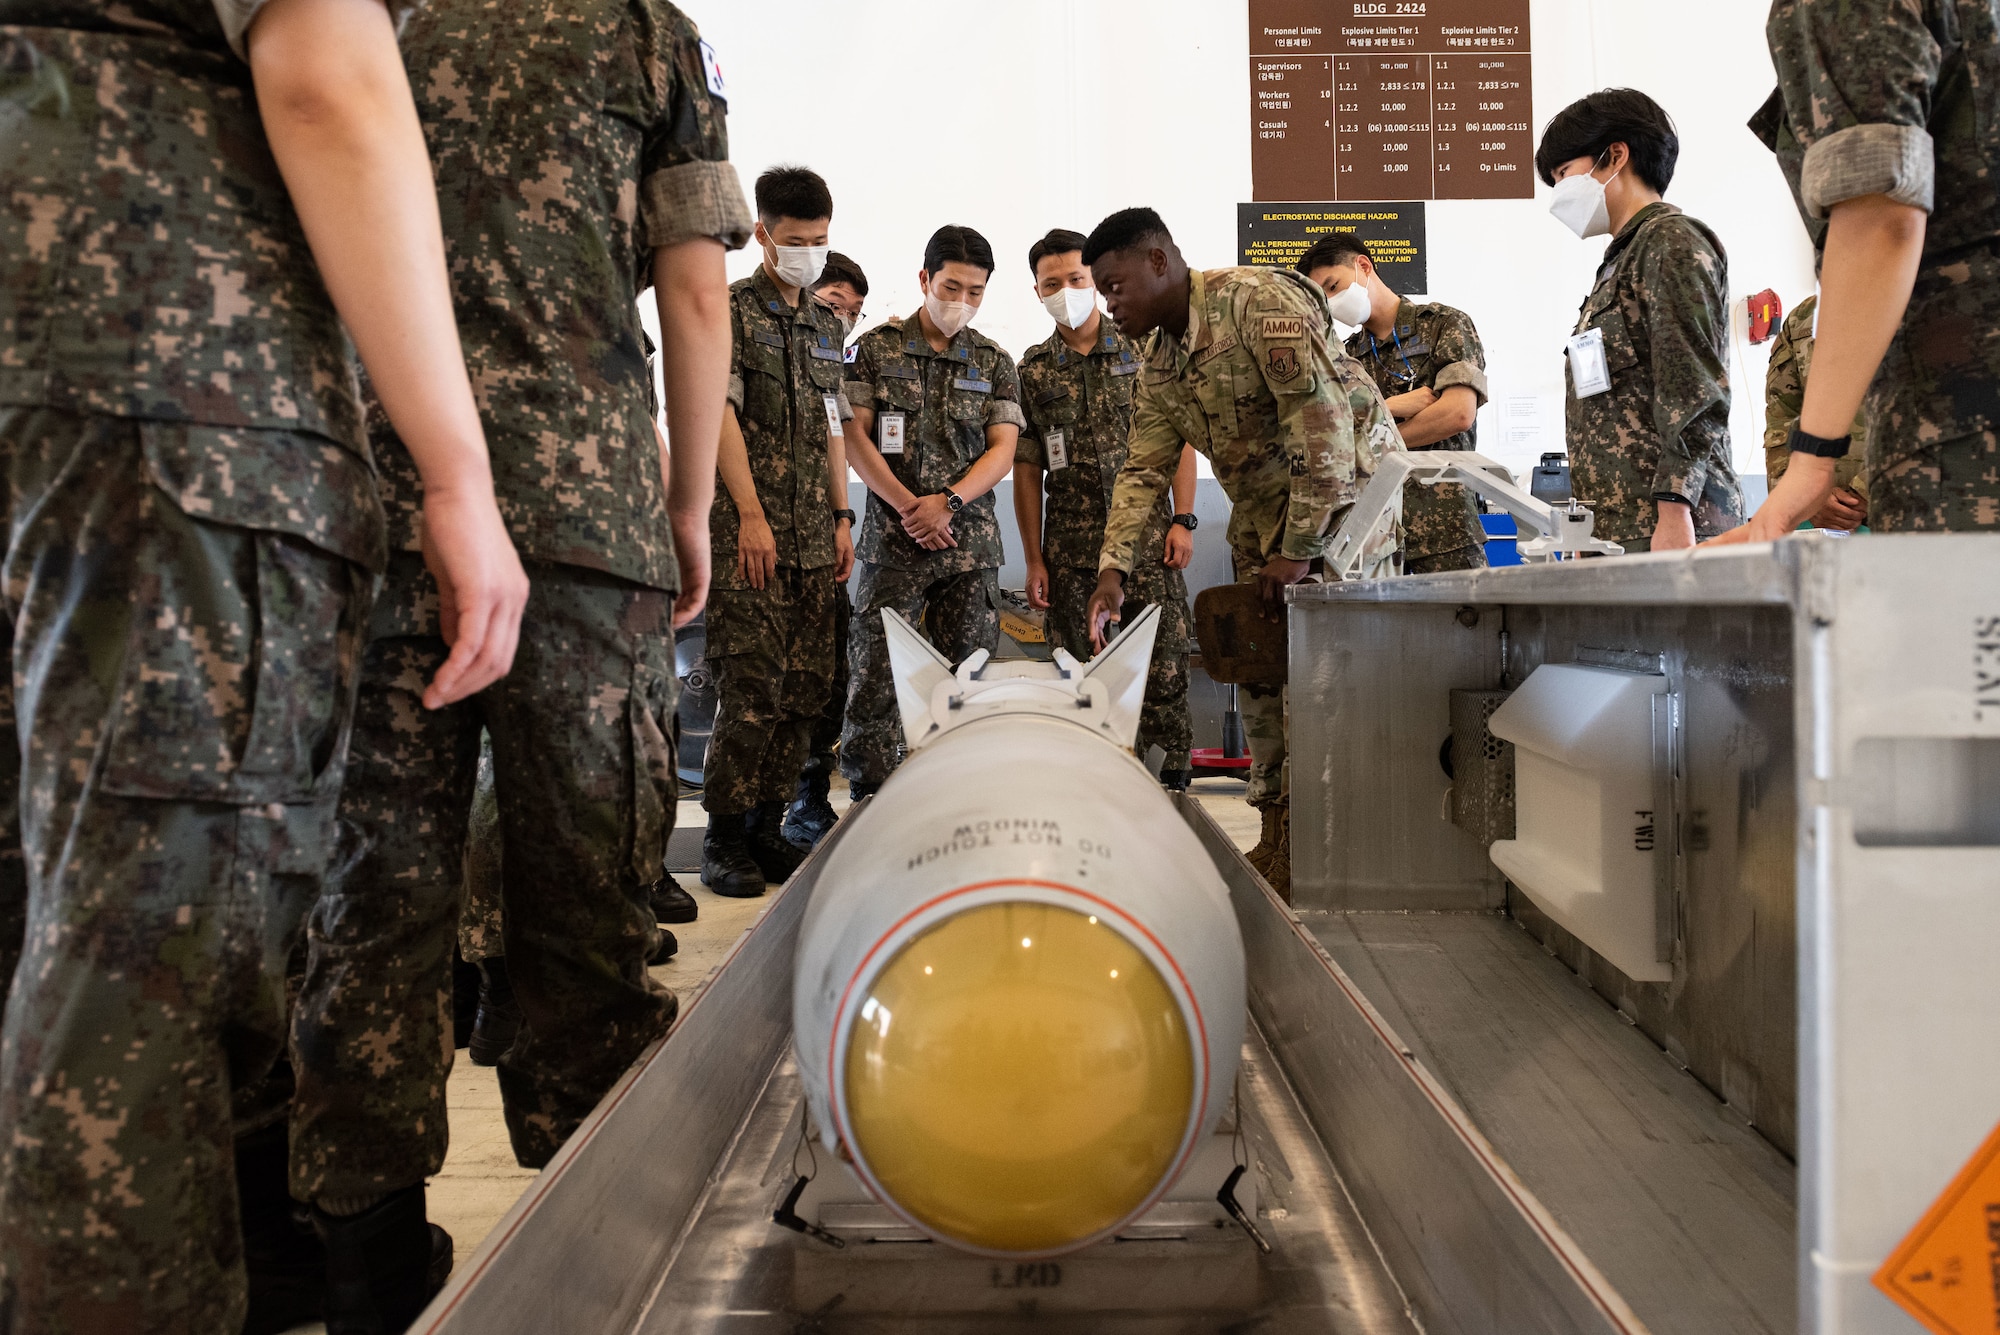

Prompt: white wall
[655,0,1815,483]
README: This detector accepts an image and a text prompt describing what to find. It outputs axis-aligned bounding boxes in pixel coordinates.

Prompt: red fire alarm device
[1747,288,1782,344]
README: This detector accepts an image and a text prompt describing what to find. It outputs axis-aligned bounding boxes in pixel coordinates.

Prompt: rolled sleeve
[986,398,1027,432]
[725,372,745,414]
[1433,359,1490,404]
[216,0,422,61]
[1100,388,1179,574]
[1801,122,1935,218]
[641,160,752,252]
[834,391,855,422]
[841,378,874,405]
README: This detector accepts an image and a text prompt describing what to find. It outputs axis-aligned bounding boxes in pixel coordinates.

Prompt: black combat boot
[649,874,698,924]
[239,1121,325,1335]
[1159,769,1191,792]
[647,926,679,965]
[748,800,808,883]
[781,765,839,849]
[467,957,521,1068]
[313,1185,453,1335]
[701,812,767,899]
[846,779,880,802]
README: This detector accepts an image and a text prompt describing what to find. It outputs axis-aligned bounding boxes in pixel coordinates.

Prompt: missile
[793,607,1246,1258]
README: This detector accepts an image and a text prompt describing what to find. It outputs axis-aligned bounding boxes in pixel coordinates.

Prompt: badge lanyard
[1369,328,1417,387]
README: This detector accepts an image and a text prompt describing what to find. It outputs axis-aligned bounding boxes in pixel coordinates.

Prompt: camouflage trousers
[0,408,369,1335]
[458,737,503,965]
[1045,565,1194,771]
[840,563,999,786]
[1870,428,2000,531]
[1404,542,1488,576]
[1230,548,1290,812]
[702,565,839,814]
[290,554,679,1199]
[802,582,853,781]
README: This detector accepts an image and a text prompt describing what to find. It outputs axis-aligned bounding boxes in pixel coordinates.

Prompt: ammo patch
[1261,316,1306,340]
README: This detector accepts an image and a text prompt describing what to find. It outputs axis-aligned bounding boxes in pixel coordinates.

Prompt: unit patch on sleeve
[1267,346,1301,383]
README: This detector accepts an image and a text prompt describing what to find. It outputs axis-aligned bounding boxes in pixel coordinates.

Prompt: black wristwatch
[833,508,856,525]
[1171,512,1199,532]
[940,488,964,513]
[1787,423,1853,459]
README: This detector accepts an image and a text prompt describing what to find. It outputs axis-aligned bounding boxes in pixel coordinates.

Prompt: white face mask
[771,243,830,289]
[1549,166,1618,240]
[924,289,977,338]
[1325,280,1373,328]
[1043,285,1098,330]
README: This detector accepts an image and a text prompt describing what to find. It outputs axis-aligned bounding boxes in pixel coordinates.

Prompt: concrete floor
[284,775,1260,1332]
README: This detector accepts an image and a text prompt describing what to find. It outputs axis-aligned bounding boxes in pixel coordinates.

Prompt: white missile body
[793,607,1246,1258]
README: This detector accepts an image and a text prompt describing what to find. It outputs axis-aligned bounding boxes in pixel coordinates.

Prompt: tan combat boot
[1265,806,1292,904]
[1246,804,1284,878]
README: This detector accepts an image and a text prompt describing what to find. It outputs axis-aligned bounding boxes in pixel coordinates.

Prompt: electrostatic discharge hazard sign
[1237,202,1429,296]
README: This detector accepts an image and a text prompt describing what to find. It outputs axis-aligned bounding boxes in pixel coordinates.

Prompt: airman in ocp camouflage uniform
[1018,319,1195,778]
[0,1,416,1328]
[286,0,751,1285]
[1083,209,1403,899]
[1759,0,2000,531]
[839,230,1025,792]
[1563,201,1744,550]
[1345,301,1492,572]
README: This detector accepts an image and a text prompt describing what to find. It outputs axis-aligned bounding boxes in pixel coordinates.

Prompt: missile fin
[883,610,954,747]
[1081,604,1161,751]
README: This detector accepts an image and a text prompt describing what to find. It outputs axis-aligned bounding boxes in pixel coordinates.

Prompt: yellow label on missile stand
[843,901,1194,1254]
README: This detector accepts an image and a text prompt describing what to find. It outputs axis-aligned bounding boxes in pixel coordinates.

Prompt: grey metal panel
[1290,545,1801,607]
[1291,602,1504,910]
[1177,795,1653,1335]
[414,812,853,1335]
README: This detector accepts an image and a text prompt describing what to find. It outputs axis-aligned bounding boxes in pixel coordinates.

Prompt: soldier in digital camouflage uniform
[839,227,1025,795]
[1738,0,2000,535]
[1297,234,1492,574]
[1015,229,1196,785]
[1081,209,1403,901]
[700,167,853,896]
[0,0,531,1329]
[1762,295,1871,530]
[1537,90,1743,552]
[285,0,750,1318]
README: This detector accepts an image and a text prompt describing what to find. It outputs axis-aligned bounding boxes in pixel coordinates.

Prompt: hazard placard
[1874,1119,2000,1335]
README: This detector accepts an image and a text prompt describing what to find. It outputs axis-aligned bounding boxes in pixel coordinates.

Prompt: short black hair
[754,165,834,224]
[1027,228,1090,276]
[923,225,995,279]
[1297,233,1373,275]
[814,252,868,297]
[1082,208,1173,266]
[1534,89,1680,193]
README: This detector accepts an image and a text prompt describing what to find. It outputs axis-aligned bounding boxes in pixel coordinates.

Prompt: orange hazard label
[1874,1120,2000,1335]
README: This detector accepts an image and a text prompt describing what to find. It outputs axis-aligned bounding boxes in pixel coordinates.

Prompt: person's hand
[419,487,530,709]
[736,511,777,590]
[1024,560,1050,610]
[1386,386,1437,420]
[1651,500,1698,552]
[1163,524,1194,571]
[1811,487,1869,532]
[1257,555,1312,610]
[833,519,856,583]
[1087,570,1126,651]
[670,510,711,629]
[900,493,957,550]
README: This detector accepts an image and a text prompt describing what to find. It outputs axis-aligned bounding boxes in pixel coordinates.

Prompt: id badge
[1046,429,1069,471]
[822,395,844,441]
[1566,328,1612,399]
[879,412,906,455]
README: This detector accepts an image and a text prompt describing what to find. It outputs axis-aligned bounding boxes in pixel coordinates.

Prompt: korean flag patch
[700,40,727,100]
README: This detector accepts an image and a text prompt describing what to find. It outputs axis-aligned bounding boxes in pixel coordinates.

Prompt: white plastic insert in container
[1487,663,1671,984]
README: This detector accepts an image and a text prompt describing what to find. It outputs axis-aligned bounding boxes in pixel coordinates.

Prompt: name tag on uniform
[809,345,843,361]
[1046,429,1068,471]
[952,376,991,393]
[879,412,906,455]
[1567,328,1612,399]
[1109,361,1142,377]
[823,395,844,440]
[753,330,787,349]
